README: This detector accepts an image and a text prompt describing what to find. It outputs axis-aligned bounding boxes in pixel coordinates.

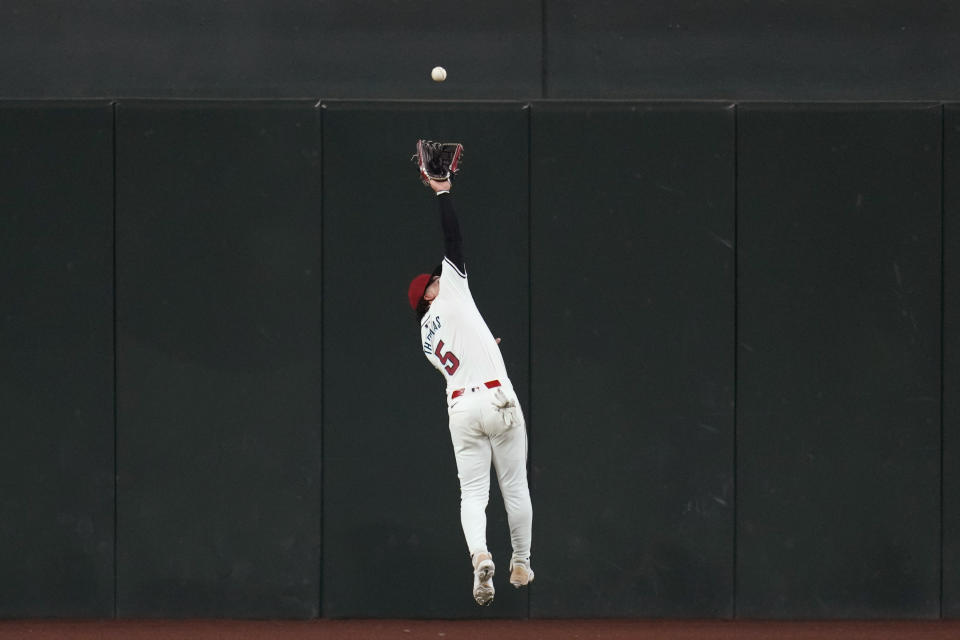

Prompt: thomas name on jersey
[422,314,441,355]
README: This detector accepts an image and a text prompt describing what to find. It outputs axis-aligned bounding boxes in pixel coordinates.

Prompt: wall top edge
[0,98,954,109]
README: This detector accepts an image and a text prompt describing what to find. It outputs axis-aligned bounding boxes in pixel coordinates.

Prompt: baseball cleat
[509,557,535,588]
[472,552,495,606]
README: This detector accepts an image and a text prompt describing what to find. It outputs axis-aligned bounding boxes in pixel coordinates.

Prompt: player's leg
[448,397,496,604]
[485,391,534,587]
[449,405,493,555]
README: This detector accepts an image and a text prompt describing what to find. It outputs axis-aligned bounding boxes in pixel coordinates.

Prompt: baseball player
[407,177,534,606]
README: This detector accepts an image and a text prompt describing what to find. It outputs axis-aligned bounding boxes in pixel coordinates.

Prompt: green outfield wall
[0,100,956,619]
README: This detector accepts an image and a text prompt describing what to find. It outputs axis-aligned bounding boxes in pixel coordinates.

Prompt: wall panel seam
[940,102,946,620]
[111,100,119,619]
[732,102,739,620]
[318,102,326,619]
[526,101,533,620]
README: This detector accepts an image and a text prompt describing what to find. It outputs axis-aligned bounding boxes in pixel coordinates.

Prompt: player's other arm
[428,178,465,275]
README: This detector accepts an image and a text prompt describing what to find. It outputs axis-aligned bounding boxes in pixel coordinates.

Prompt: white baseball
[431,66,447,82]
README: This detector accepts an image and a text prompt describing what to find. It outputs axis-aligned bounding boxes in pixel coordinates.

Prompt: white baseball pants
[447,382,533,562]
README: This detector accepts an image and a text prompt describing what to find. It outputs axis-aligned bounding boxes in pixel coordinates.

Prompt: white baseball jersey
[419,257,509,394]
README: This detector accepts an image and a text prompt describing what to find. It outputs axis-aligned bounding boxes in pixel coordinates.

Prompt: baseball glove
[412,140,464,184]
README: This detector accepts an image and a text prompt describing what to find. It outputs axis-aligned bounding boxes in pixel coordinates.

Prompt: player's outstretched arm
[428,178,465,273]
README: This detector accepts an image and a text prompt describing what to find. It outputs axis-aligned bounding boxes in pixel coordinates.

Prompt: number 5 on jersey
[434,340,460,375]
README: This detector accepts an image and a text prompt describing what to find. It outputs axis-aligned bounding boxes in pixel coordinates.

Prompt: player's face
[423,276,440,303]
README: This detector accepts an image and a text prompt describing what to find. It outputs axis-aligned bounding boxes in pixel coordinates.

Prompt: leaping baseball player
[407,141,534,606]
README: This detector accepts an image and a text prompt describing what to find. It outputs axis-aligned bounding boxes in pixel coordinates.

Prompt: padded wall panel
[116,102,322,617]
[322,102,529,617]
[530,103,736,617]
[0,102,114,617]
[736,104,941,618]
[944,104,960,618]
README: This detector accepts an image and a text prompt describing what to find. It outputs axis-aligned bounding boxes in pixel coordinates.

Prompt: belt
[451,380,501,399]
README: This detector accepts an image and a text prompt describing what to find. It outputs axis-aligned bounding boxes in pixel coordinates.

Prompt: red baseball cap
[407,273,432,310]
